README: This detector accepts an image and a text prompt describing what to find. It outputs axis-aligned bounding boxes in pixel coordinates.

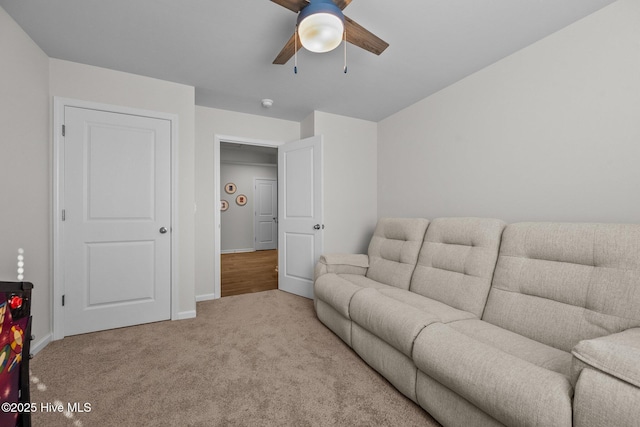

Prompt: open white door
[278,135,323,299]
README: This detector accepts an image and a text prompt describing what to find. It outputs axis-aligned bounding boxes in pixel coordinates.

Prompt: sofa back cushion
[483,222,640,352]
[409,217,506,317]
[366,218,430,290]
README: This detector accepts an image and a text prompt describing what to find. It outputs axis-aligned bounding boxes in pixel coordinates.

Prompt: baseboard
[221,248,255,254]
[176,310,196,320]
[30,332,53,356]
[195,293,217,302]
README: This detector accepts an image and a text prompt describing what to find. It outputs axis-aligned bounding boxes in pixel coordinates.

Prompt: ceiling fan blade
[270,0,308,13]
[344,16,389,56]
[333,0,352,10]
[273,32,303,64]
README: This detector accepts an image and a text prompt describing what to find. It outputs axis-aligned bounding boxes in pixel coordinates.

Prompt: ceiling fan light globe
[296,0,345,54]
[298,13,344,53]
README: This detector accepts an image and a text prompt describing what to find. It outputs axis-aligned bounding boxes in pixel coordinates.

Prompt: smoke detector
[261,99,274,108]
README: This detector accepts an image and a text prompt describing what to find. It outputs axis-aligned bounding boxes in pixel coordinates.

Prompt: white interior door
[63,106,171,336]
[254,179,278,251]
[278,135,323,299]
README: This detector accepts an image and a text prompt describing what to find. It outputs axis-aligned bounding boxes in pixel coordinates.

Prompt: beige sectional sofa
[313,217,640,427]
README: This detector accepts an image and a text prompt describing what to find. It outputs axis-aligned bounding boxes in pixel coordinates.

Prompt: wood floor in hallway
[221,249,278,297]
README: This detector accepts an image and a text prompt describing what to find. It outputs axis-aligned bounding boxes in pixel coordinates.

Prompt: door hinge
[62,295,65,306]
[62,209,66,221]
[62,124,66,136]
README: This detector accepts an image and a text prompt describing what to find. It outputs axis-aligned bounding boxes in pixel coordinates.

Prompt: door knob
[313,224,321,230]
[159,227,168,234]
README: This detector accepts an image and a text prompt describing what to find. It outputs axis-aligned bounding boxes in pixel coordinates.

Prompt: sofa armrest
[571,327,640,388]
[572,328,640,427]
[314,253,369,281]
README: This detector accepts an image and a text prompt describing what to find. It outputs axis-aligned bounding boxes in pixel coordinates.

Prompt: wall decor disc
[224,182,237,194]
[236,194,247,206]
[220,200,229,211]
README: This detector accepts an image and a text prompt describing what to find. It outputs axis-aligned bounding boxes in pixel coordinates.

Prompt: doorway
[217,140,279,297]
[213,135,324,300]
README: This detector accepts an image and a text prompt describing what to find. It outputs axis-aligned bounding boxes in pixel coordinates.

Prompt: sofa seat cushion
[314,273,392,319]
[448,319,572,377]
[350,288,443,358]
[377,288,477,324]
[413,322,573,427]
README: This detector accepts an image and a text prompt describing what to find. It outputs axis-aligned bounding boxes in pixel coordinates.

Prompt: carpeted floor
[29,290,440,426]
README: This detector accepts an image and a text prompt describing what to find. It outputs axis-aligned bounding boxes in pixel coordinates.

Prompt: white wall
[0,7,50,348]
[49,59,197,317]
[300,113,315,139]
[310,111,378,254]
[378,0,640,224]
[194,106,300,299]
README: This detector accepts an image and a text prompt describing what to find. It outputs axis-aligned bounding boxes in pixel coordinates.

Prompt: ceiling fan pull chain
[294,26,299,74]
[343,28,348,74]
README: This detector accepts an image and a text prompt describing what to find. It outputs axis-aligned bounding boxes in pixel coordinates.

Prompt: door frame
[213,135,283,300]
[52,97,180,340]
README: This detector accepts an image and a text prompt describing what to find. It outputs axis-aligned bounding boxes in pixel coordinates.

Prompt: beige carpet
[29,290,440,426]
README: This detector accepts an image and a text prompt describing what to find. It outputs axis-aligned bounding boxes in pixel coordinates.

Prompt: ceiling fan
[271,0,389,65]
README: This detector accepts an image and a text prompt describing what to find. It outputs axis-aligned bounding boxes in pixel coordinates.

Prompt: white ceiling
[0,0,616,122]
